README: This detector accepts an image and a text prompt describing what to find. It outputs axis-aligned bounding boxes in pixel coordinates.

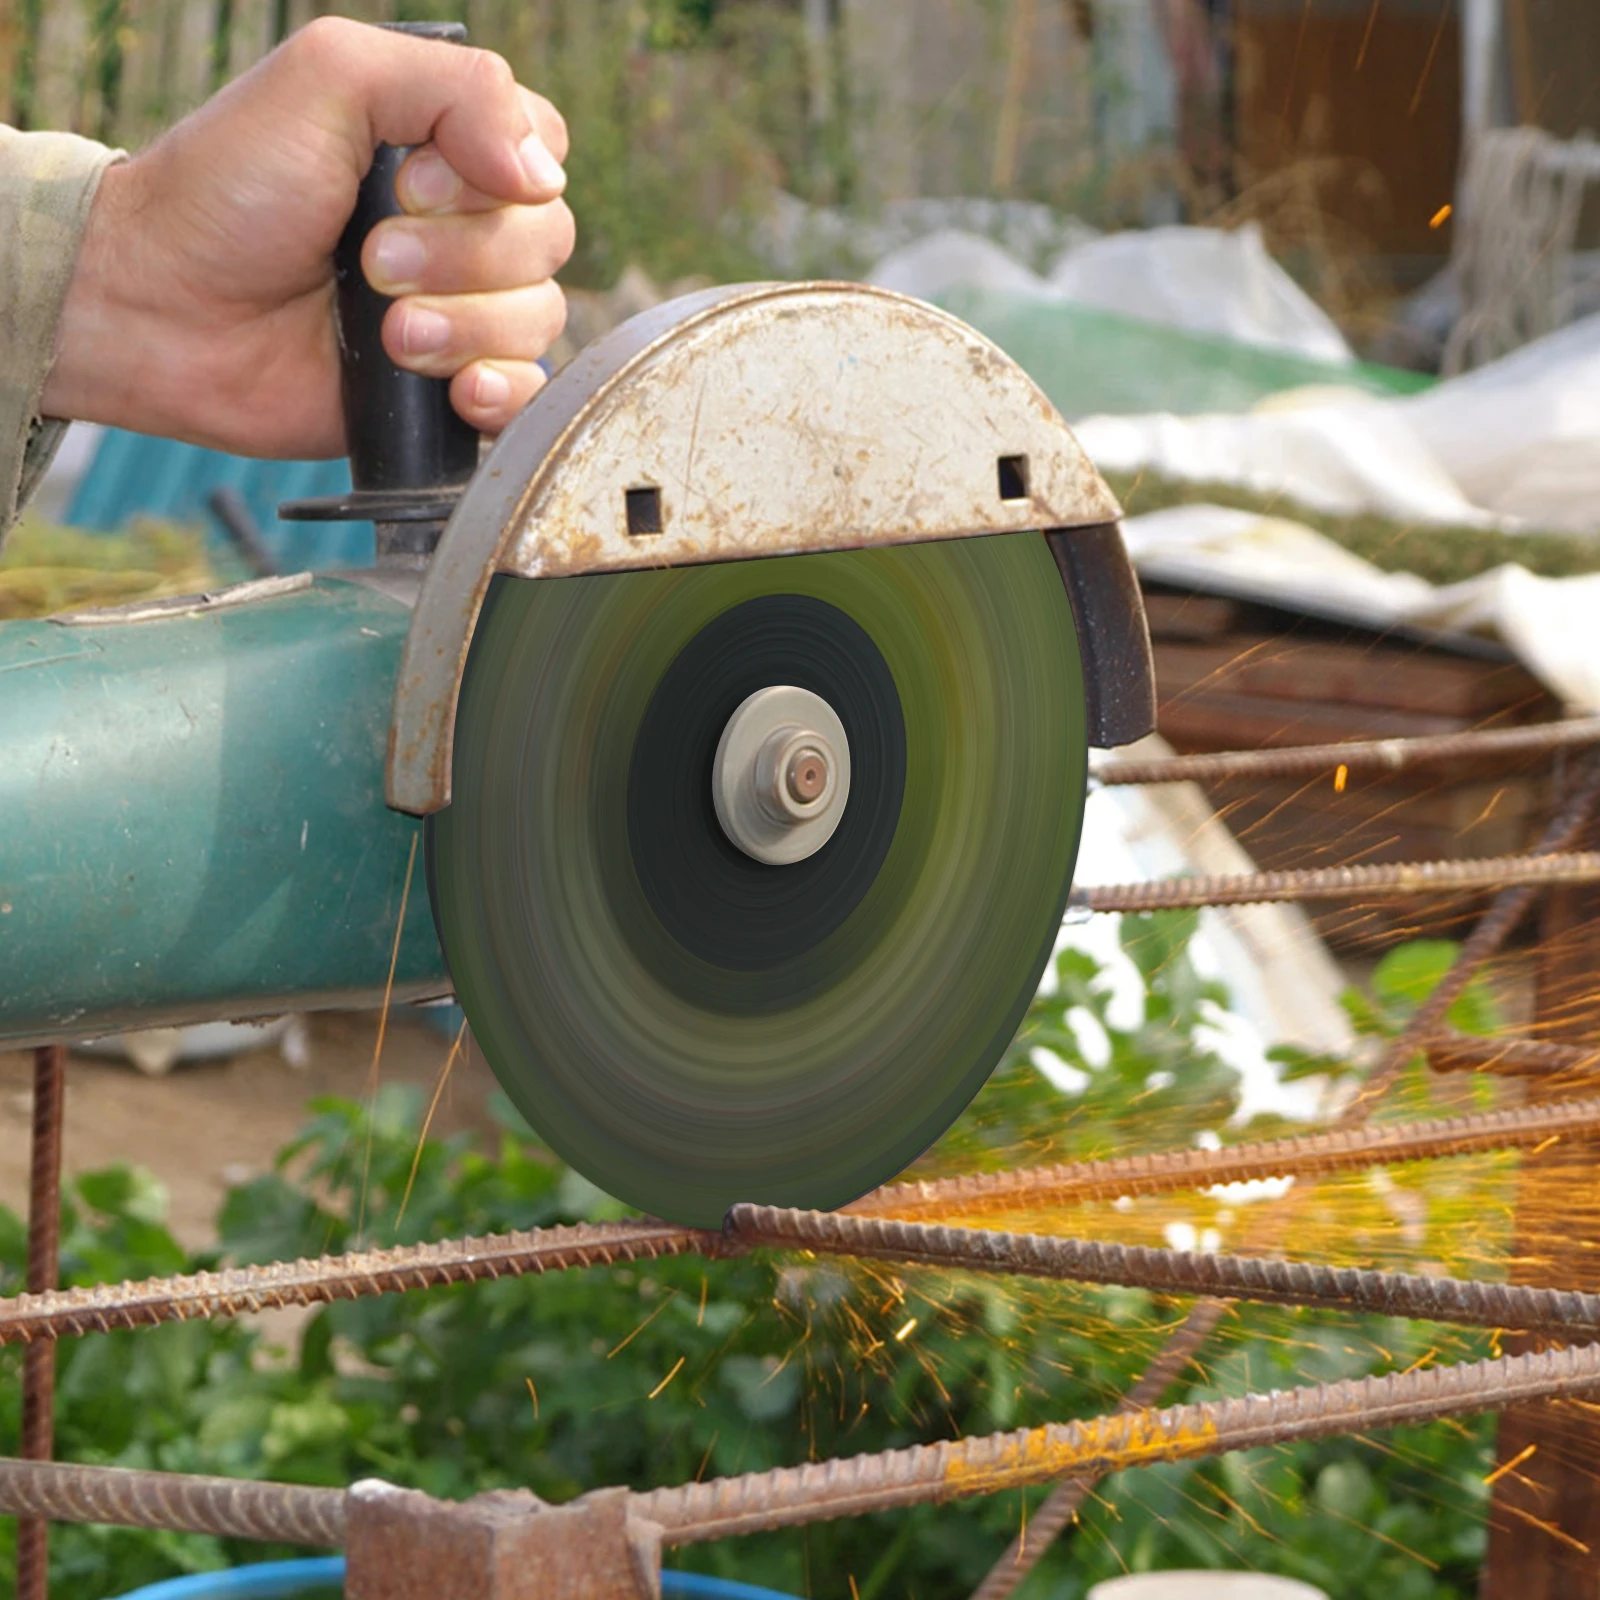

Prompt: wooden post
[1481,789,1600,1596]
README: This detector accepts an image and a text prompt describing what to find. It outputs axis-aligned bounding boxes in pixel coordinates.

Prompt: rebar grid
[1073,850,1600,913]
[967,755,1600,1597]
[726,1204,1600,1341]
[1091,717,1600,787]
[13,718,1599,1582]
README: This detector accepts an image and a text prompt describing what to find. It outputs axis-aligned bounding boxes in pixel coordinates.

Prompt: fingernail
[401,306,451,356]
[519,133,566,194]
[402,150,461,213]
[371,227,427,291]
[473,365,512,409]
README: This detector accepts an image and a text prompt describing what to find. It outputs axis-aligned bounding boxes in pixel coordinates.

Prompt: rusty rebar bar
[634,1341,1600,1541]
[1091,717,1600,788]
[728,1205,1600,1341]
[0,1458,345,1547]
[17,1044,66,1600]
[1428,1033,1598,1077]
[970,754,1600,1599]
[857,1092,1600,1221]
[0,1220,709,1346]
[1071,850,1600,914]
[9,1344,1600,1549]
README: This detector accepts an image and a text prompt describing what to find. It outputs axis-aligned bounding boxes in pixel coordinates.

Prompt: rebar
[1071,850,1600,914]
[634,1342,1600,1541]
[727,1205,1600,1341]
[1428,1033,1598,1077]
[0,1458,345,1547]
[856,1093,1600,1220]
[11,1343,1600,1552]
[1091,717,1600,788]
[18,1044,66,1600]
[0,1220,710,1346]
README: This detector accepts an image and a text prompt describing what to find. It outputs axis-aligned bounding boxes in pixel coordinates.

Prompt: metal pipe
[16,1044,65,1600]
[0,578,448,1047]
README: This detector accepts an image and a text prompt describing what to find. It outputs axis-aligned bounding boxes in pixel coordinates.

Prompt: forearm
[0,126,122,535]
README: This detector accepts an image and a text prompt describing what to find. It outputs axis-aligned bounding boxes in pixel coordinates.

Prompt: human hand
[41,17,573,456]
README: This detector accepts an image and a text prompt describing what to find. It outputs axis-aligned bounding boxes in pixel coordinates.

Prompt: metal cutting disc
[426,533,1088,1226]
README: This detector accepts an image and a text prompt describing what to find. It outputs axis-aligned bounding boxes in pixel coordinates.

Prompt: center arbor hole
[626,485,664,537]
[997,455,1031,502]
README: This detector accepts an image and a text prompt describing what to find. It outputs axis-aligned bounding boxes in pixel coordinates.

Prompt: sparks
[649,1356,687,1400]
[1484,1442,1538,1486]
[1430,203,1453,229]
[1334,763,1348,793]
[525,1376,539,1421]
[894,1317,919,1342]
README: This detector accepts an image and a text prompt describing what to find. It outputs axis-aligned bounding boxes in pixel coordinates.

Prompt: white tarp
[869,220,1356,365]
[1080,311,1600,535]
[854,215,1600,535]
[1058,733,1350,1122]
[1046,226,1353,365]
[1078,393,1490,526]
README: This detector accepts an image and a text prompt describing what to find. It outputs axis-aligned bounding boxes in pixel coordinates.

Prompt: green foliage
[490,0,831,290]
[1272,939,1506,1127]
[2,922,1497,1599]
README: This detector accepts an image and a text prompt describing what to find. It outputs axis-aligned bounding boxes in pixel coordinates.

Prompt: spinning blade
[427,533,1088,1226]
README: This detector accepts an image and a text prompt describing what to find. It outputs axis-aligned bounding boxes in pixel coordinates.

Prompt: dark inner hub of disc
[626,594,907,975]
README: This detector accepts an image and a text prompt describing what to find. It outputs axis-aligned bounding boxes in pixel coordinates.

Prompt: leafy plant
[1,920,1502,1599]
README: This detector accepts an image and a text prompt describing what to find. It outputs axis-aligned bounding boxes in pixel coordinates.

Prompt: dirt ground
[0,1011,504,1249]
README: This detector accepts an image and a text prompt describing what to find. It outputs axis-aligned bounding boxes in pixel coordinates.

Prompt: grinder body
[0,22,1156,1224]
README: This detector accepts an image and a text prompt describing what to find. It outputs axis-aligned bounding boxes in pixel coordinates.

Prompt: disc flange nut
[714,686,852,865]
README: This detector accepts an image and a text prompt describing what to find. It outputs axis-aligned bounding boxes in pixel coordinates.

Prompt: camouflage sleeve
[0,127,122,537]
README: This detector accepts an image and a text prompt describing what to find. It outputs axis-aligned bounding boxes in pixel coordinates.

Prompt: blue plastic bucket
[115,1558,800,1600]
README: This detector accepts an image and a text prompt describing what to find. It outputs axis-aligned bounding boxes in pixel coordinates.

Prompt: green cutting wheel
[427,531,1088,1226]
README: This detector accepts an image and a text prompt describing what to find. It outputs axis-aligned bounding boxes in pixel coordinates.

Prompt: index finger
[288,18,565,206]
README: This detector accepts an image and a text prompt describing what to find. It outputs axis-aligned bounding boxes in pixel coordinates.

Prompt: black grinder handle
[335,19,479,497]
